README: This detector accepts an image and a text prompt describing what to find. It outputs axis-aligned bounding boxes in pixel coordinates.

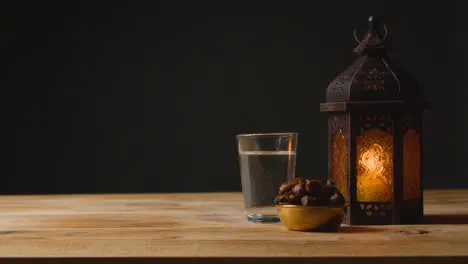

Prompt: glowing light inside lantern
[357,129,393,201]
[361,143,388,173]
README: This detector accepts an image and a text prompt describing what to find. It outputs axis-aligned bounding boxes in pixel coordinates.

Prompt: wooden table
[0,190,467,264]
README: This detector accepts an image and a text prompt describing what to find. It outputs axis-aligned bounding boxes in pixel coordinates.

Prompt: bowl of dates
[275,178,347,232]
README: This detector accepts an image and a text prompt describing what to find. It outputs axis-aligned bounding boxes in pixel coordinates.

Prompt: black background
[7,1,468,194]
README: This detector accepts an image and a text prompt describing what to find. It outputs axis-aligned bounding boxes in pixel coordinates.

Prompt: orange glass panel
[331,129,347,200]
[403,129,420,200]
[357,128,393,201]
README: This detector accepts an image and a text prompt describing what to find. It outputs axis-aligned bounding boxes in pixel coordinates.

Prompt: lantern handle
[352,24,388,44]
[382,24,388,41]
[353,28,361,44]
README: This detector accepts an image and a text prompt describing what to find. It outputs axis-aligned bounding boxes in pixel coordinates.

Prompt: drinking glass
[237,133,298,223]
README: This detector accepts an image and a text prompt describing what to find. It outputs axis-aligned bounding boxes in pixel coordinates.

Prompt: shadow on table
[424,214,468,224]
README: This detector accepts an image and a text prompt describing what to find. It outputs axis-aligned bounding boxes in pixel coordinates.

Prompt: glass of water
[237,132,298,223]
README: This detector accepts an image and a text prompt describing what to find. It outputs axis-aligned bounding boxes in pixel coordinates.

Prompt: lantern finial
[353,16,388,54]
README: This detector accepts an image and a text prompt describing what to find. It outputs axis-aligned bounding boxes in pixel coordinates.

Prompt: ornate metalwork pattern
[359,202,392,217]
[326,57,366,103]
[353,58,387,91]
[349,57,400,101]
[330,115,348,134]
[326,55,403,103]
[356,126,394,202]
[365,67,385,90]
[330,115,348,200]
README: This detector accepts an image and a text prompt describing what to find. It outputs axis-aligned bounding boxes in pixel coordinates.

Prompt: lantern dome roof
[325,16,422,105]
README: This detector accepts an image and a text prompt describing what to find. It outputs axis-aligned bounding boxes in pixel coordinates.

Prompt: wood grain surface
[0,190,467,263]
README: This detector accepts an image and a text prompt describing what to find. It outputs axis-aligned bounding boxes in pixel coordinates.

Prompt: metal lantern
[320,16,426,225]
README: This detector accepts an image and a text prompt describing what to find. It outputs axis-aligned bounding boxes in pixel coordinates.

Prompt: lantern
[320,16,426,225]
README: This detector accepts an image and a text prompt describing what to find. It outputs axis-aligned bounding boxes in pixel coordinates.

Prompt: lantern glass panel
[403,129,421,200]
[330,116,348,201]
[356,115,394,202]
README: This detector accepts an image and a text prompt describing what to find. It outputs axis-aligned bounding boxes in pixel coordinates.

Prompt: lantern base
[347,202,394,225]
[345,200,423,225]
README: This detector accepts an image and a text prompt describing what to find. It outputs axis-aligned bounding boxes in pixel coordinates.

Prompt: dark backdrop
[7,1,468,194]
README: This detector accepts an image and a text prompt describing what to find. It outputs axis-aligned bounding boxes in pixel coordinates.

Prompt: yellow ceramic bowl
[277,205,346,232]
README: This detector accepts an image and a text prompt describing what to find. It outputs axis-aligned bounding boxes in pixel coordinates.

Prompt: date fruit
[292,183,306,197]
[279,177,304,195]
[329,190,346,206]
[305,179,323,196]
[320,185,336,201]
[274,177,347,207]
